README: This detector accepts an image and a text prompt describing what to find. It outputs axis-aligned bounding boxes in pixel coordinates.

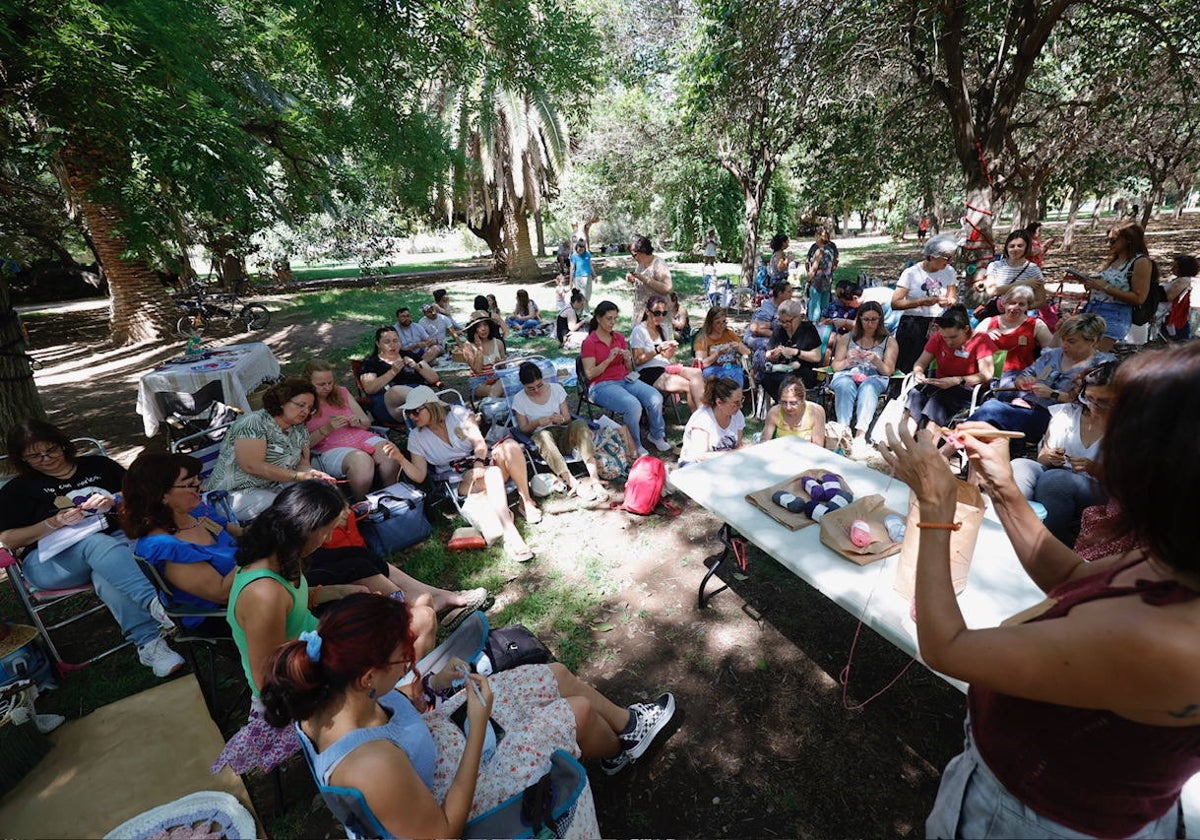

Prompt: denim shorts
[1082,299,1132,340]
[927,719,1179,839]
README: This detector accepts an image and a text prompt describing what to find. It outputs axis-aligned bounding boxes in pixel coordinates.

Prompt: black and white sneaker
[599,693,677,776]
[622,692,676,759]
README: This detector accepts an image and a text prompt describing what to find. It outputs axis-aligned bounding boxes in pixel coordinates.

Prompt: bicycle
[174,283,271,337]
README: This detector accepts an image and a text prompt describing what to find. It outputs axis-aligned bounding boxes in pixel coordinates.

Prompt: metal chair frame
[0,437,133,674]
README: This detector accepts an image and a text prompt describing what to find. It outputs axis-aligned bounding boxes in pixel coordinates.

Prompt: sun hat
[464,310,500,334]
[0,623,38,659]
[399,385,442,412]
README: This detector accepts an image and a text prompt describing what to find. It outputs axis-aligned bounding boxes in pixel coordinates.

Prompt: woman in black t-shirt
[758,299,823,402]
[0,420,184,677]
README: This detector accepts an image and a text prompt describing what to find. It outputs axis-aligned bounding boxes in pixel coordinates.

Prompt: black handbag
[484,625,550,672]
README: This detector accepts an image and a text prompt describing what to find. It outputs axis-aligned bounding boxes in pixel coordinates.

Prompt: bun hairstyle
[235,481,346,582]
[703,375,741,407]
[631,235,653,256]
[260,593,416,728]
[923,234,958,260]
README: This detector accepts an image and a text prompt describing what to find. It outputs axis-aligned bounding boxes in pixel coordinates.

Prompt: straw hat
[464,310,500,335]
[399,385,443,412]
[0,623,39,659]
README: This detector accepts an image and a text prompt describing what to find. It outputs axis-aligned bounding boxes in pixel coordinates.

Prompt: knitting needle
[938,426,1025,440]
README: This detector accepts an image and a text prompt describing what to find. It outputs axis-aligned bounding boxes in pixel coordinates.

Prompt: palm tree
[439,79,568,280]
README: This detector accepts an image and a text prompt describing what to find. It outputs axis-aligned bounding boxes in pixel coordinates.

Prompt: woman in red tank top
[880,342,1200,839]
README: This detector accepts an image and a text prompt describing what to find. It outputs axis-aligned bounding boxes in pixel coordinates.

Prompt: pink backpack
[615,456,680,516]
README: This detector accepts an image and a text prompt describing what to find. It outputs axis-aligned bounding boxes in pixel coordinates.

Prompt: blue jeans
[928,718,1178,839]
[506,317,542,330]
[23,532,161,647]
[590,379,665,450]
[1011,460,1105,546]
[830,372,888,431]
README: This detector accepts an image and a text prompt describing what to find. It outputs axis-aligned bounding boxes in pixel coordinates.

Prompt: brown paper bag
[818,494,903,565]
[745,469,853,531]
[893,480,984,599]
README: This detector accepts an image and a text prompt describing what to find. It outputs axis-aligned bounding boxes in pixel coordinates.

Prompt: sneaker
[620,692,677,760]
[646,436,673,453]
[635,446,650,458]
[147,597,176,635]
[600,749,633,776]
[137,637,185,678]
[8,706,66,734]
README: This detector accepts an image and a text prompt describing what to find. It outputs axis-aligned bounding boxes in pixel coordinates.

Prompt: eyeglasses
[524,381,546,393]
[289,399,315,413]
[722,396,745,406]
[172,479,202,490]
[779,399,804,407]
[22,444,62,462]
[404,406,426,417]
[860,316,881,323]
[649,309,668,316]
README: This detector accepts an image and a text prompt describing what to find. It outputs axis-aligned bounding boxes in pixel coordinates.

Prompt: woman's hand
[1070,456,1098,476]
[296,468,336,483]
[329,415,351,430]
[77,492,116,513]
[947,421,1015,496]
[430,657,470,694]
[463,673,493,730]
[1037,446,1068,468]
[878,425,958,514]
[49,506,88,529]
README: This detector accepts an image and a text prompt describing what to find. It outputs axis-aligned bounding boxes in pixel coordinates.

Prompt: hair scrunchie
[299,630,323,662]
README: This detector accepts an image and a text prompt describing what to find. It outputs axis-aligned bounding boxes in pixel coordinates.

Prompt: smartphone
[1064,268,1092,280]
[449,701,506,745]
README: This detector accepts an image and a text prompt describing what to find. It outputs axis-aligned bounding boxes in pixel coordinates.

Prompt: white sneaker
[635,446,650,458]
[137,638,185,678]
[8,705,66,734]
[646,436,673,453]
[147,598,176,635]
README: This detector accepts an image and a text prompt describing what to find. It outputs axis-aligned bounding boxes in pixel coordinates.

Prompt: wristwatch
[1050,390,1060,400]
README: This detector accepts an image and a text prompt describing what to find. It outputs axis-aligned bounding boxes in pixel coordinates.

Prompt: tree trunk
[739,182,767,287]
[60,138,175,345]
[0,275,46,431]
[533,210,545,257]
[961,178,996,271]
[1062,183,1084,248]
[505,199,541,281]
[467,213,506,274]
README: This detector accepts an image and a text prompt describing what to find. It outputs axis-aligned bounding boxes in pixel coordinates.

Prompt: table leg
[698,523,745,609]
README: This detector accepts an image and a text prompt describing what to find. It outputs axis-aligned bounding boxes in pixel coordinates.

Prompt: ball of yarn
[799,476,826,501]
[803,498,842,521]
[883,514,906,542]
[849,519,873,548]
[772,490,806,513]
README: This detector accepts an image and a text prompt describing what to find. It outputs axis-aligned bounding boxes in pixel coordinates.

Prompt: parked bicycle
[174,282,271,337]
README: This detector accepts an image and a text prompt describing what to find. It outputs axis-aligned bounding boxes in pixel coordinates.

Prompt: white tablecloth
[668,436,1046,692]
[136,343,281,437]
[670,437,1200,827]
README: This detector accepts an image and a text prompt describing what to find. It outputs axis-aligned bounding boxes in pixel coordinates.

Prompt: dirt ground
[17,212,1198,837]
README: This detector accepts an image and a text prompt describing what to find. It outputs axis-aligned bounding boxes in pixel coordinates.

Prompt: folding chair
[0,437,133,674]
[493,360,594,480]
[574,356,610,419]
[152,380,241,452]
[134,557,245,729]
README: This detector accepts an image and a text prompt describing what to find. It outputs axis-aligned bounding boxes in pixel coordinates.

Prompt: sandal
[506,544,536,563]
[438,606,472,632]
[522,503,543,524]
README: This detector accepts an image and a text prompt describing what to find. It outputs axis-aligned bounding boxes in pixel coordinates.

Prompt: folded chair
[0,437,133,674]
[152,380,241,452]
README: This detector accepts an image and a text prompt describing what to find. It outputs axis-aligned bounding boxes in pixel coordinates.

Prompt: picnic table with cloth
[136,342,281,437]
[668,435,1200,824]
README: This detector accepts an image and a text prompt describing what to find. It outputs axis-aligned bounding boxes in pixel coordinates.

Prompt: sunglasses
[649,309,668,316]
[404,406,426,417]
